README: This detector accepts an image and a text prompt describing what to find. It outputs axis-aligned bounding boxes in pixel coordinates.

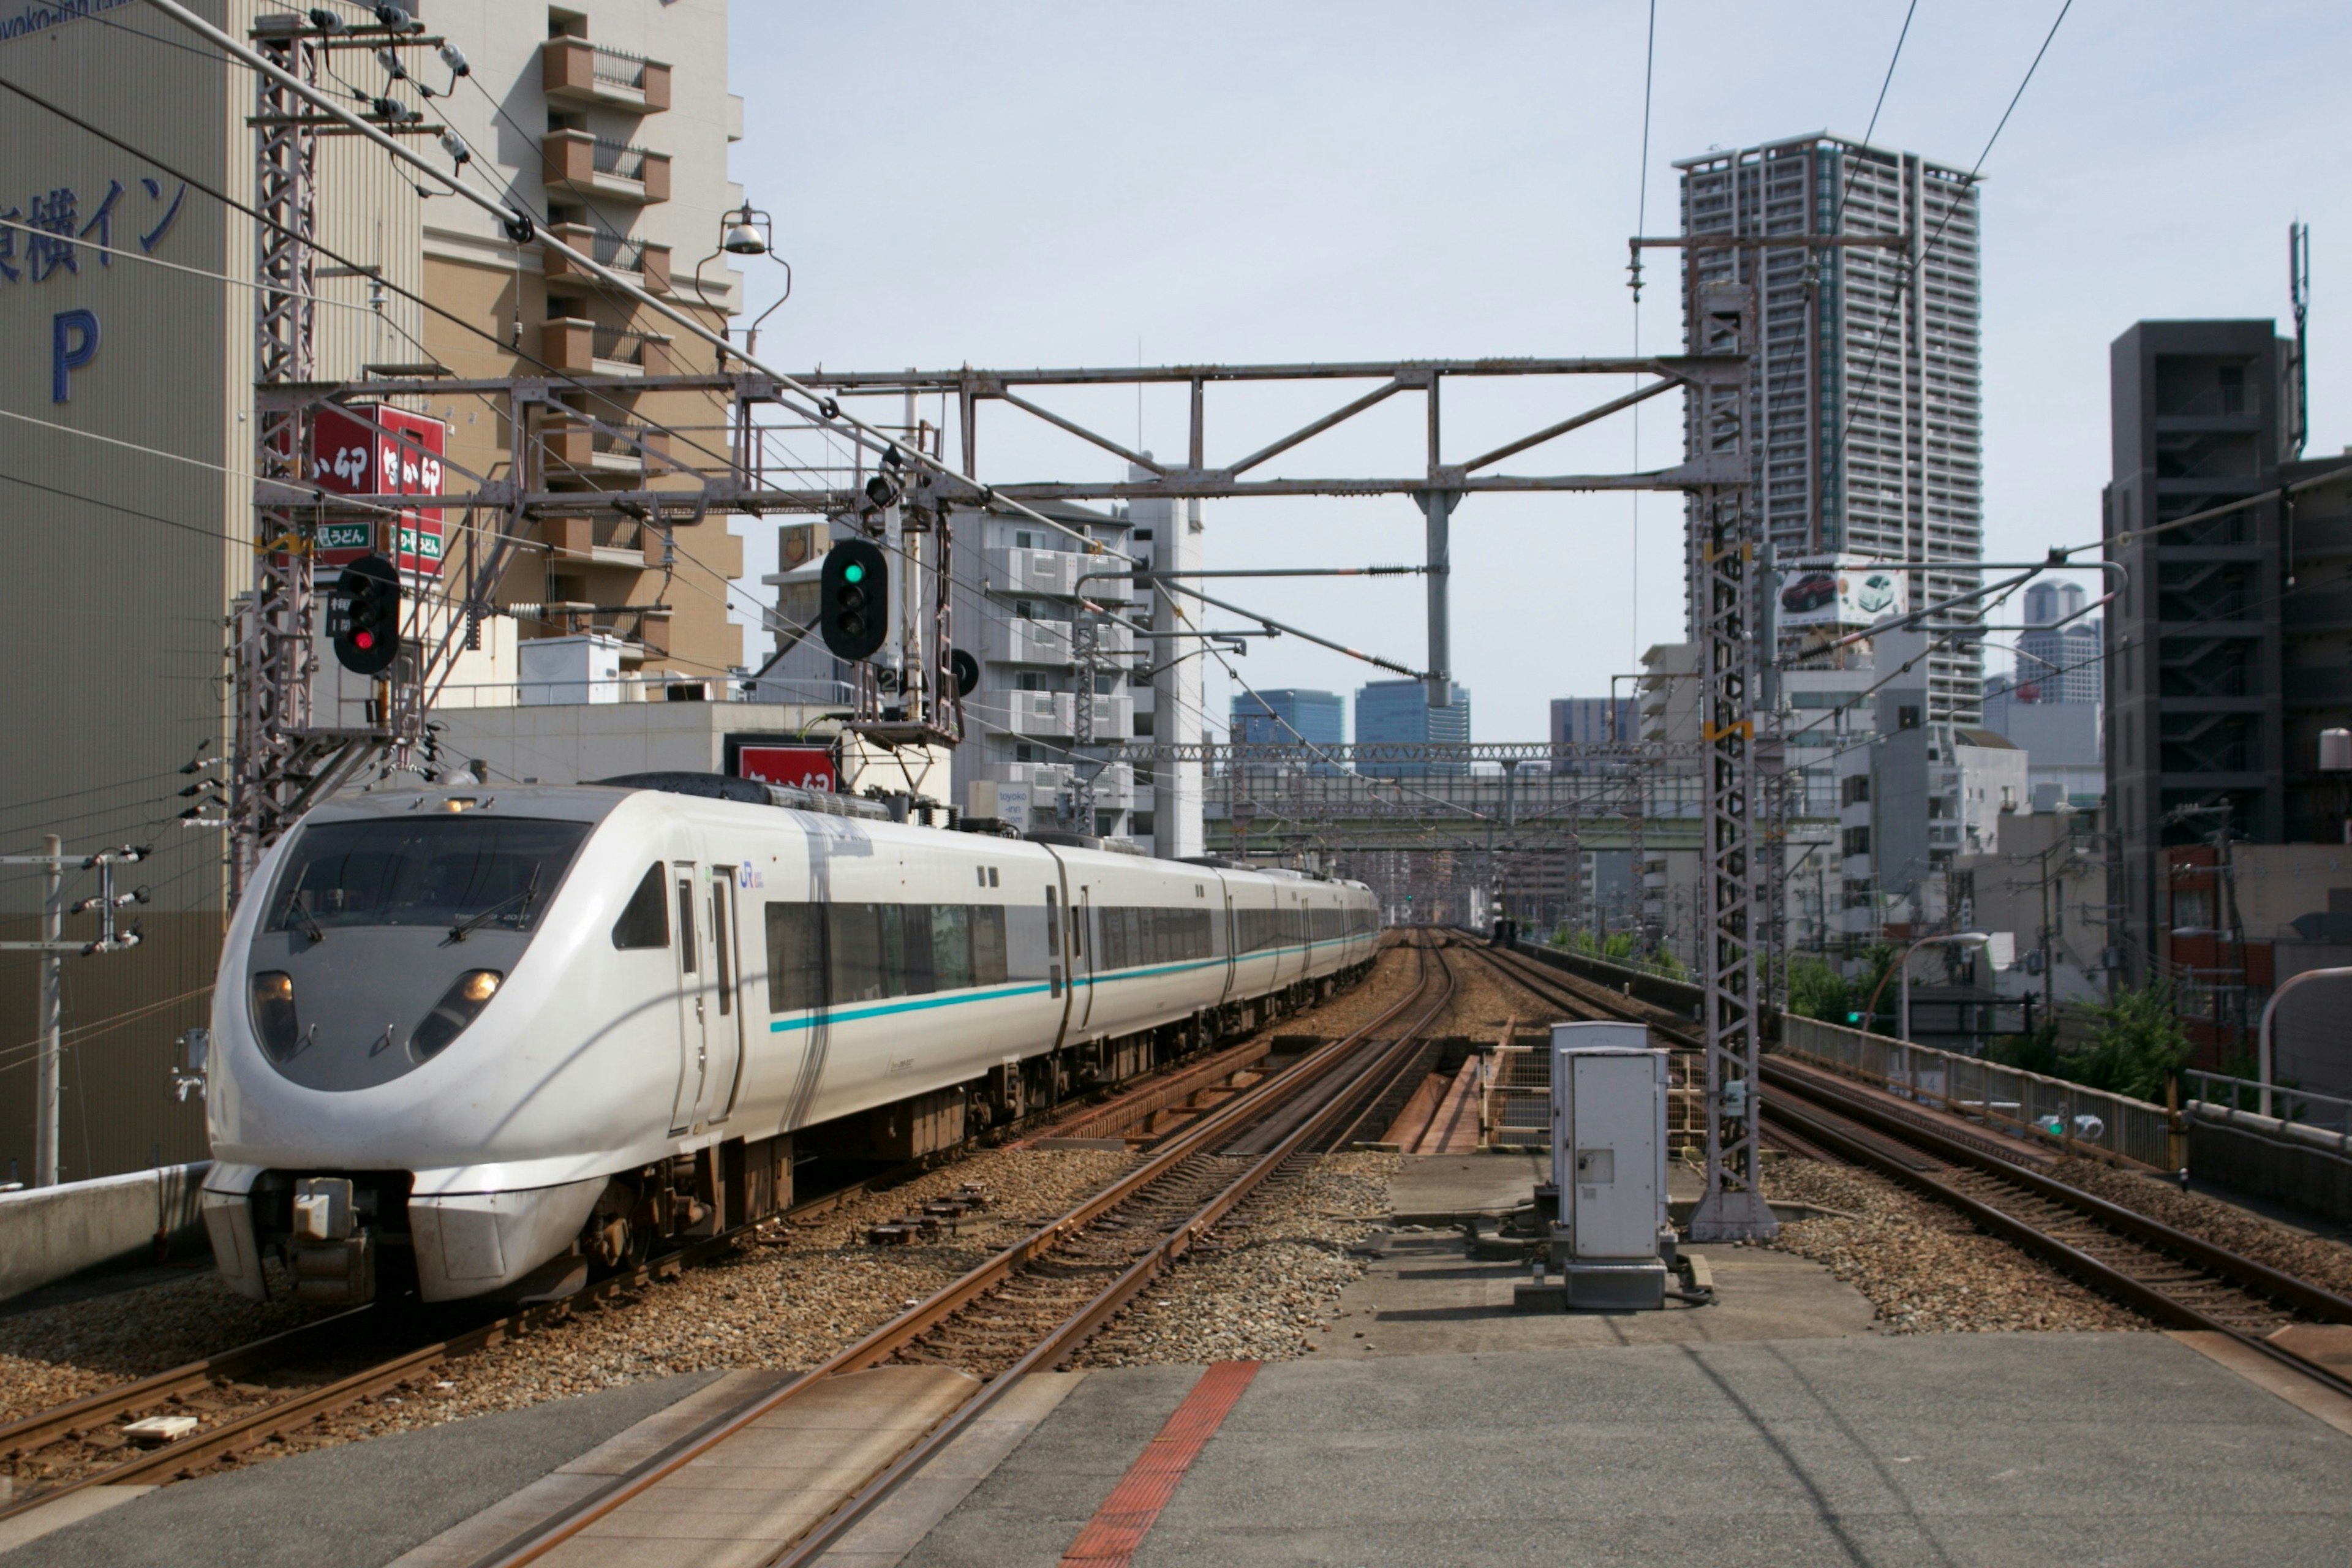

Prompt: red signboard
[738,745,837,793]
[311,405,447,575]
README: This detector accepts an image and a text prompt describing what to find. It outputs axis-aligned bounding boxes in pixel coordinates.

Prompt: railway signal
[328,553,402,676]
[820,539,889,660]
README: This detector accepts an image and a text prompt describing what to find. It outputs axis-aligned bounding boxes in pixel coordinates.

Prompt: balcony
[986,546,1074,597]
[543,38,671,113]
[541,420,674,479]
[543,223,670,294]
[543,318,680,378]
[542,129,670,205]
[983,615,1073,666]
[540,513,662,568]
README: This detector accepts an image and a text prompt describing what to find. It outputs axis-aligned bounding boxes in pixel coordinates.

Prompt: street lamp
[1860,930,1998,1042]
[694,203,791,362]
[2257,965,2352,1120]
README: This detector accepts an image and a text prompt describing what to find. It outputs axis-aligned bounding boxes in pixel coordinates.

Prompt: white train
[199,775,1379,1305]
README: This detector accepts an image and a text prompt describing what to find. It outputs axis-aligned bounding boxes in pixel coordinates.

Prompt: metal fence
[1482,1038,1703,1155]
[2184,1069,2352,1155]
[1483,1041,1550,1148]
[1776,1016,2184,1172]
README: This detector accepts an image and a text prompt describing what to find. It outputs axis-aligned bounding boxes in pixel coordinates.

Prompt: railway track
[1459,933,2352,1396]
[0,937,1425,1534]
[1761,1058,2352,1396]
[0,1226,748,1523]
[458,932,1460,1568]
[1458,940,1702,1049]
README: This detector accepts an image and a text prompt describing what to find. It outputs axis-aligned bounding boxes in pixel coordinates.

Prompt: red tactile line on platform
[1058,1360,1261,1567]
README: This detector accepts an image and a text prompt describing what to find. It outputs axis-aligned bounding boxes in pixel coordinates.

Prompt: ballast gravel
[2049,1156,2352,1299]
[0,1270,330,1430]
[1080,1153,1400,1367]
[1760,1157,2144,1335]
[0,952,1414,1475]
[253,1146,1141,1458]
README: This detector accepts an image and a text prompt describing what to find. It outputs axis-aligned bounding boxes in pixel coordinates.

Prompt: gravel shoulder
[1760,1156,2145,1335]
[1080,1153,1399,1367]
[2049,1157,2352,1298]
[0,1272,330,1430]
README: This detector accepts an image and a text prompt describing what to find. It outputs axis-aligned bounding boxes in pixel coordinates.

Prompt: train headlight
[250,971,303,1062]
[412,969,503,1060]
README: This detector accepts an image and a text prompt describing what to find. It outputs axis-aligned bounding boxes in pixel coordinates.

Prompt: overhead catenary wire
[1822,0,2073,506]
[140,0,1127,565]
[0,71,754,509]
[1627,0,1657,672]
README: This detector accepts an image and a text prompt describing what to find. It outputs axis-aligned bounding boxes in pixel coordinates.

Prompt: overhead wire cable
[140,0,1129,565]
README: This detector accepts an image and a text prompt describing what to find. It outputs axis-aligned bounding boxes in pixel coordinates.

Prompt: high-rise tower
[1677,134,1985,723]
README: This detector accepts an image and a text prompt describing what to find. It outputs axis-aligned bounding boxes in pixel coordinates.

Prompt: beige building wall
[0,0,742,1182]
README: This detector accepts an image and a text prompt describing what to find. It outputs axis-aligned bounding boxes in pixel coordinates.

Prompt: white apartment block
[1679,134,1985,725]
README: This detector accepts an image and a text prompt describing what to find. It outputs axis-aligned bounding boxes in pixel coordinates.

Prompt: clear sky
[725,1,2352,745]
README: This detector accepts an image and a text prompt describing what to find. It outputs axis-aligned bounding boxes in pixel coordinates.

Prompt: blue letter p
[52,309,99,404]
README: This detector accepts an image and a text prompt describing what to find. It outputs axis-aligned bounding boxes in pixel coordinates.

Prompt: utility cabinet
[1550,1022,1670,1310]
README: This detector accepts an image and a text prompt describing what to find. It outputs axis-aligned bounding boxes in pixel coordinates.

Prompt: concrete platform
[531,1365,979,1568]
[1321,1231,1877,1357]
[27,1148,2352,1568]
[0,1373,724,1568]
[1387,1150,1547,1221]
[902,1335,2352,1567]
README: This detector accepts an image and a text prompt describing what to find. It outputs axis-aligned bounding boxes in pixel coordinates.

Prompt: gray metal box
[1550,1023,1670,1310]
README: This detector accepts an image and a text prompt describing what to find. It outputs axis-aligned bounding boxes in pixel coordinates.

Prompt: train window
[976,867,987,888]
[972,905,1010,985]
[674,880,697,973]
[932,905,972,991]
[988,867,1000,888]
[764,904,825,1012]
[1045,888,1060,956]
[828,905,886,1003]
[270,816,587,935]
[893,903,938,996]
[612,864,668,949]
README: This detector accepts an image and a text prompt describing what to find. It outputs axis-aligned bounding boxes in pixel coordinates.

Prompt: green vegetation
[1785,947,1900,1031]
[1550,927,1691,982]
[1986,981,2193,1102]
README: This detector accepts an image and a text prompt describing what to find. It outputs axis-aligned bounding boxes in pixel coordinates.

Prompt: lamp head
[722,205,770,255]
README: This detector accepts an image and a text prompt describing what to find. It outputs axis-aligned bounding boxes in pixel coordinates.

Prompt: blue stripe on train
[765,937,1369,1033]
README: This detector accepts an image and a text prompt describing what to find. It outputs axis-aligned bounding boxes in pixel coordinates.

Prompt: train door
[697,865,746,1127]
[1044,854,1076,1054]
[1219,887,1237,1003]
[668,862,710,1136]
[1072,884,1097,1031]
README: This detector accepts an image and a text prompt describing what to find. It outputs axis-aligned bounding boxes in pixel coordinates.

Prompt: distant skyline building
[2013,580,2101,704]
[1551,696,1637,772]
[1678,134,1986,725]
[1230,688,1345,750]
[1356,679,1471,777]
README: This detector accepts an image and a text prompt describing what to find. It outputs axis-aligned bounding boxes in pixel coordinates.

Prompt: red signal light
[354,630,375,649]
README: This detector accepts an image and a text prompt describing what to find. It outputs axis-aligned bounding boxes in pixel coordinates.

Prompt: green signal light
[843,562,865,584]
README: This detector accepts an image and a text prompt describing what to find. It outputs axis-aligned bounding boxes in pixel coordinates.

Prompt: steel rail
[0,1227,748,1522]
[1459,941,1703,1049]
[1760,1065,2352,1401]
[0,1305,371,1467]
[464,937,1453,1568]
[766,942,1461,1568]
[0,951,1397,1520]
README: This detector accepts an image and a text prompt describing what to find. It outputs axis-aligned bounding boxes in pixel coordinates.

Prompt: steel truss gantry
[228,241,1774,1231]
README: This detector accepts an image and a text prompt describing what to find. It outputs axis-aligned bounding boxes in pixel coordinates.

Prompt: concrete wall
[0,1159,211,1302]
[2187,1107,2352,1224]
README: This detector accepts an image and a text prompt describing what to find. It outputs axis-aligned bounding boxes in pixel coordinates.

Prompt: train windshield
[265,816,590,935]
